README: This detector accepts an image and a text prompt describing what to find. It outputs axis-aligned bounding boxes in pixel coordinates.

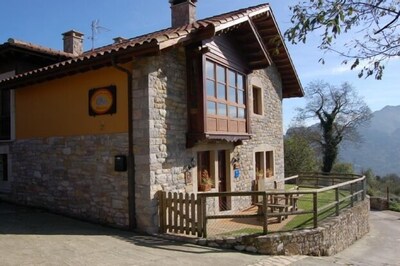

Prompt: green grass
[283,189,351,230]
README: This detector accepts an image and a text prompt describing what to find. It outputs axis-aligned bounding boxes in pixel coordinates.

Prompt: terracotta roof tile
[2,38,74,58]
[0,3,303,97]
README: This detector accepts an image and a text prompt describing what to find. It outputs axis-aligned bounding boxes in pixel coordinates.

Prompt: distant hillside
[286,105,400,176]
[340,105,400,176]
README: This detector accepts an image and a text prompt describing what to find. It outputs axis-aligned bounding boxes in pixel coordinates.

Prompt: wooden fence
[157,191,205,236]
[158,173,366,238]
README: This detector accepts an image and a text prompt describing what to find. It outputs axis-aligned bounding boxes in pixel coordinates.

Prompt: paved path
[1,202,399,265]
[0,202,305,266]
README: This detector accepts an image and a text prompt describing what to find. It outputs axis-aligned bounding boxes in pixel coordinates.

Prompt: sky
[1,0,399,131]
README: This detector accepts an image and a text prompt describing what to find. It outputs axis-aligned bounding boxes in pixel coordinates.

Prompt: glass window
[207,101,216,115]
[228,70,236,87]
[217,84,226,99]
[206,61,215,79]
[217,103,227,116]
[229,106,237,118]
[238,108,245,118]
[237,75,243,90]
[228,87,236,102]
[207,80,215,97]
[238,90,244,105]
[216,65,226,83]
[254,151,274,178]
[253,86,262,115]
[205,60,246,124]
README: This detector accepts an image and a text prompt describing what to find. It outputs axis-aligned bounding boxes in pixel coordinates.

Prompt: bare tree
[296,81,372,173]
[285,0,400,79]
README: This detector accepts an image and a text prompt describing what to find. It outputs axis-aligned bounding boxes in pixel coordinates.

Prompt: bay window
[205,60,247,134]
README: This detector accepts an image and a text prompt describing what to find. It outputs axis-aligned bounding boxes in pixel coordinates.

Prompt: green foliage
[332,162,354,174]
[284,132,318,176]
[389,201,400,212]
[363,169,400,198]
[285,0,400,79]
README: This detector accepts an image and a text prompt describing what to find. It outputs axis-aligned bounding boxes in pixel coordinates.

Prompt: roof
[0,38,74,58]
[0,3,303,98]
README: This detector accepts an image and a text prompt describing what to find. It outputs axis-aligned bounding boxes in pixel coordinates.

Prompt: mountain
[340,105,400,176]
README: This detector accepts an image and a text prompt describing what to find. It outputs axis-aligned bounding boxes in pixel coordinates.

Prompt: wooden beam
[247,17,272,66]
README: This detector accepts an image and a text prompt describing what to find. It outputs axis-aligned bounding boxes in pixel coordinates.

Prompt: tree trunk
[321,120,338,173]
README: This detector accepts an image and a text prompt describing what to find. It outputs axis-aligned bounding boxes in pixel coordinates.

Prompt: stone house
[0,1,303,233]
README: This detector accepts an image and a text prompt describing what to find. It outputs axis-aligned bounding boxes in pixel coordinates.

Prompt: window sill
[187,132,251,148]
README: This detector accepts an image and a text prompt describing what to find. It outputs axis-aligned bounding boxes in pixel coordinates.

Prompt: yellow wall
[16,66,129,139]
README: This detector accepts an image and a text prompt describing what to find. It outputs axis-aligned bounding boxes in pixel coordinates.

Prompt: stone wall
[8,133,129,227]
[192,199,370,256]
[132,48,192,233]
[233,66,285,191]
[132,52,286,233]
[370,197,389,210]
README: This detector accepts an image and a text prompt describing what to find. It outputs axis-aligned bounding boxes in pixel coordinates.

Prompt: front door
[218,150,229,211]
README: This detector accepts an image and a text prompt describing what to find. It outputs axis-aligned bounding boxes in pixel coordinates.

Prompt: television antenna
[89,19,110,50]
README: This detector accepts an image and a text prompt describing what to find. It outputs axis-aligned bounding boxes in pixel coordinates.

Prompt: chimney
[113,37,127,44]
[169,0,197,27]
[62,30,84,55]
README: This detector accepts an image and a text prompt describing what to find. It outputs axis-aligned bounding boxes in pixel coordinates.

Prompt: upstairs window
[252,85,263,115]
[0,90,11,140]
[205,60,247,133]
[206,60,245,118]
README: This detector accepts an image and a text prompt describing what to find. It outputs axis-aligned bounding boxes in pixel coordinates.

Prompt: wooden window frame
[252,85,263,115]
[254,150,275,178]
[204,59,247,134]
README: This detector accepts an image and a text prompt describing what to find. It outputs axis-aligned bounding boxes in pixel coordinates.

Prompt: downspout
[112,57,136,230]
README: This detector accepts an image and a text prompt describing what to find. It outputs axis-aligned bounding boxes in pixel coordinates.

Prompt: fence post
[335,187,339,216]
[158,191,165,233]
[387,186,390,209]
[313,192,318,228]
[197,194,203,237]
[350,183,354,207]
[362,177,367,201]
[263,192,268,234]
[201,195,207,238]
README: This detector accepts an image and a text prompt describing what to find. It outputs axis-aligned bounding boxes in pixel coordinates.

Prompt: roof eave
[0,41,160,90]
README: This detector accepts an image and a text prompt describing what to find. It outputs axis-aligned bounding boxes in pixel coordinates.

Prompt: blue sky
[1,0,399,131]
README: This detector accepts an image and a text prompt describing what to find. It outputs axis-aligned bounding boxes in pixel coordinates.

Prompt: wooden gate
[158,191,205,237]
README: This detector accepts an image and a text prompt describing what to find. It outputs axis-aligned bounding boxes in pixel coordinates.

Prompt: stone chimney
[62,30,84,55]
[169,0,197,27]
[113,37,127,44]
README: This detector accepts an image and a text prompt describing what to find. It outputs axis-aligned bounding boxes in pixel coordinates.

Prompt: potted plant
[199,169,213,191]
[265,168,272,177]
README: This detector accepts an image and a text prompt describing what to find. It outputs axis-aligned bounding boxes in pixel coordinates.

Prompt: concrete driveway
[0,202,305,266]
[1,201,399,266]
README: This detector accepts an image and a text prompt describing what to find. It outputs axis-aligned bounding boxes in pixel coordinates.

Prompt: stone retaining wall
[192,199,370,256]
[370,197,388,210]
